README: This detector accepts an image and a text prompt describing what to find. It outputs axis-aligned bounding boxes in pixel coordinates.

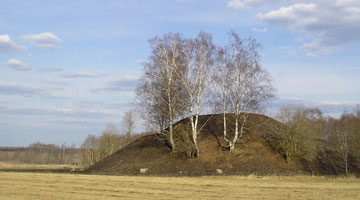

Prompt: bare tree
[352,106,360,162]
[270,105,326,162]
[27,143,63,164]
[273,106,303,161]
[97,124,119,160]
[177,32,217,157]
[136,33,187,151]
[137,83,168,133]
[329,113,354,175]
[123,110,135,139]
[80,134,98,166]
[215,32,274,153]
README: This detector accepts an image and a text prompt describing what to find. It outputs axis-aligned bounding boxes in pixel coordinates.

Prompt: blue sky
[1,0,359,147]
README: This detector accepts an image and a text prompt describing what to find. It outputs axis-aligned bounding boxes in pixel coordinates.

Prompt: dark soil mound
[84,114,360,176]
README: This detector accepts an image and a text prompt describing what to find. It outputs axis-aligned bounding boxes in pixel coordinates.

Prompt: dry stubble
[0,172,359,200]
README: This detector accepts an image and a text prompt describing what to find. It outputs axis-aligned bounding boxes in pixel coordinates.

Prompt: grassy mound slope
[85,114,359,176]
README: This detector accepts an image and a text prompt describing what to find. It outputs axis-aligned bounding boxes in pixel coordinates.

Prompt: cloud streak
[252,27,268,32]
[0,82,64,99]
[0,105,119,119]
[21,32,62,49]
[61,72,106,78]
[5,59,31,71]
[92,78,139,93]
[36,67,64,73]
[0,101,130,129]
[0,83,46,97]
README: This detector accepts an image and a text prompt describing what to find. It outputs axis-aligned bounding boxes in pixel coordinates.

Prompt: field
[0,172,359,200]
[0,162,79,172]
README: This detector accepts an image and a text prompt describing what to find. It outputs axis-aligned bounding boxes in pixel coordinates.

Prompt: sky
[1,0,359,147]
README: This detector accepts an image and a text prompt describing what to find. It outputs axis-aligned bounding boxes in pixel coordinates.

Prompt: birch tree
[178,32,216,157]
[136,33,186,151]
[330,114,354,175]
[80,134,98,166]
[216,32,274,153]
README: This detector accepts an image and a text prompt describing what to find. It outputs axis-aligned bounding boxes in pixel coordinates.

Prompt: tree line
[0,143,79,165]
[268,105,360,175]
[80,113,150,167]
[80,124,128,166]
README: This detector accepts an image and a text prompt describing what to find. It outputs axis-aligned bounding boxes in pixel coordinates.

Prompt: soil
[84,114,360,176]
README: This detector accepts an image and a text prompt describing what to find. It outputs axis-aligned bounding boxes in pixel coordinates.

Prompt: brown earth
[84,114,360,176]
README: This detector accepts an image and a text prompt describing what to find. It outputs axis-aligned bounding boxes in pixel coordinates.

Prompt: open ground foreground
[0,172,359,200]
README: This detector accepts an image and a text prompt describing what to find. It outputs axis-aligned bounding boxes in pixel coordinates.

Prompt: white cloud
[0,35,25,53]
[228,0,248,10]
[256,3,317,25]
[21,32,62,49]
[252,27,268,32]
[255,1,360,56]
[5,58,31,71]
[227,0,264,10]
[61,72,106,78]
[300,38,340,56]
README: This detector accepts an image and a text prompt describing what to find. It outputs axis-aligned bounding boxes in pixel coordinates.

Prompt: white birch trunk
[169,104,175,151]
[229,117,239,153]
[223,111,229,144]
[167,59,175,151]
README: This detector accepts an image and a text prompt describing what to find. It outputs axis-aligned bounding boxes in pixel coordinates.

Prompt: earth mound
[84,114,359,176]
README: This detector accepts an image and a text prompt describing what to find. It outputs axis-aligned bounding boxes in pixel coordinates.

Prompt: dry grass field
[0,162,79,172]
[0,172,359,200]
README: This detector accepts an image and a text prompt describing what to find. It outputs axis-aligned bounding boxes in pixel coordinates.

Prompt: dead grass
[0,172,359,200]
[0,162,78,171]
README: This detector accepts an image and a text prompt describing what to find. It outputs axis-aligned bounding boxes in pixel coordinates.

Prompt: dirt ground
[85,114,305,176]
[85,114,360,176]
